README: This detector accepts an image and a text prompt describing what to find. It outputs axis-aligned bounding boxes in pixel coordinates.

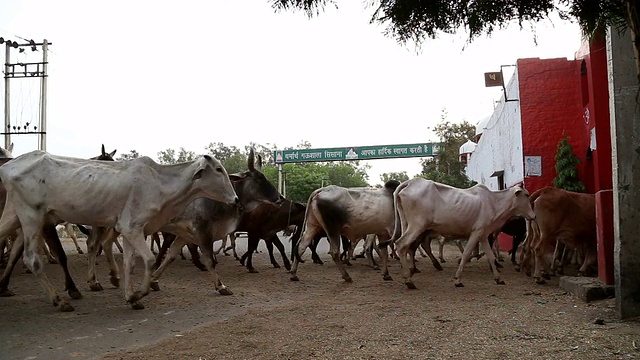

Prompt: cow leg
[121,231,155,310]
[364,237,380,270]
[377,239,392,281]
[63,223,83,255]
[532,232,550,285]
[213,235,226,255]
[328,234,352,283]
[40,241,58,264]
[226,233,239,260]
[395,232,420,289]
[103,231,122,288]
[438,238,446,263]
[86,228,105,291]
[341,236,352,266]
[114,237,124,254]
[200,243,232,295]
[151,237,187,290]
[483,235,505,284]
[43,225,82,300]
[186,243,205,270]
[269,234,291,271]
[310,236,324,265]
[453,233,485,287]
[511,234,523,266]
[0,233,23,297]
[290,225,322,281]
[264,238,281,268]
[240,235,260,273]
[419,236,443,271]
[21,218,74,312]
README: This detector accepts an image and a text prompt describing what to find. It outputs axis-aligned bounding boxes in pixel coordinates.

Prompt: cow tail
[379,181,408,247]
[293,190,317,263]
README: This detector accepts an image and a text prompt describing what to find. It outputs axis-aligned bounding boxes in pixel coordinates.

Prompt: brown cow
[520,187,596,284]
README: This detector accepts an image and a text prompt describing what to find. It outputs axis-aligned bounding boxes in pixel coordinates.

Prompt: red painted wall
[518,58,591,194]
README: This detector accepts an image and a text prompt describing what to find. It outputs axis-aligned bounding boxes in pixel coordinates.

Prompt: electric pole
[2,37,51,151]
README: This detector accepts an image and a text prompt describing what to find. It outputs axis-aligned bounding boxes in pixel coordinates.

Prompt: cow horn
[247,148,255,172]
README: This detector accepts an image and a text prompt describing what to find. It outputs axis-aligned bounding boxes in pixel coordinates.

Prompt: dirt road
[0,236,638,360]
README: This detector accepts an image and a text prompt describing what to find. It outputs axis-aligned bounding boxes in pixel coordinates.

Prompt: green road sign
[274,143,442,164]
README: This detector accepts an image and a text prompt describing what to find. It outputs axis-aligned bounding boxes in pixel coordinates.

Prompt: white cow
[381,178,535,289]
[290,180,442,283]
[0,150,238,311]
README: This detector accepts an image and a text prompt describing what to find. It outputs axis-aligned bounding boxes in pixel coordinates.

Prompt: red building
[470,36,614,284]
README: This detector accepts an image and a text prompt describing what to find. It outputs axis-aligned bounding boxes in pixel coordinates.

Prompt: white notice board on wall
[525,156,542,176]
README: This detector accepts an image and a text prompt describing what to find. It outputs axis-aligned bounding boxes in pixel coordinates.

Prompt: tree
[419,110,477,188]
[157,147,196,164]
[380,171,409,184]
[271,1,639,82]
[116,150,140,161]
[553,134,586,192]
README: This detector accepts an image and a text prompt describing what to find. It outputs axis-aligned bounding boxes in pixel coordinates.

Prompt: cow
[91,149,283,293]
[237,198,306,272]
[0,145,118,301]
[0,150,238,311]
[289,180,442,283]
[519,187,596,284]
[380,178,535,289]
[489,217,527,268]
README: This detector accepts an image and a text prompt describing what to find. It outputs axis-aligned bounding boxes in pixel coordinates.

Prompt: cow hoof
[223,253,230,256]
[495,261,503,269]
[354,254,365,259]
[290,275,300,282]
[89,283,104,292]
[68,288,83,299]
[514,265,521,272]
[218,287,233,296]
[196,265,207,272]
[433,263,443,271]
[577,271,584,277]
[372,265,380,270]
[344,261,352,267]
[383,274,393,281]
[248,268,259,274]
[412,267,421,274]
[59,301,74,312]
[439,259,447,263]
[535,278,546,285]
[272,263,281,269]
[0,288,15,297]
[284,264,292,271]
[343,276,353,283]
[405,282,417,290]
[77,249,84,255]
[454,282,464,288]
[495,279,505,285]
[130,301,145,310]
[313,260,324,265]
[542,273,551,280]
[48,259,58,265]
[110,277,120,288]
[150,281,160,291]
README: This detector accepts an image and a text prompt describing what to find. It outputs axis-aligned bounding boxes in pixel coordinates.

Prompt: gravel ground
[1,236,638,360]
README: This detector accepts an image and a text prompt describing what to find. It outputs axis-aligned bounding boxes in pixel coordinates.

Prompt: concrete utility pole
[2,38,51,151]
[607,27,640,319]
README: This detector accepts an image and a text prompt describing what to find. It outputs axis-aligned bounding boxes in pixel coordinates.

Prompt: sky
[0,0,583,185]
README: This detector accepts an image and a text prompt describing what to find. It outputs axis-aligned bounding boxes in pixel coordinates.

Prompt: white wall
[466,72,524,190]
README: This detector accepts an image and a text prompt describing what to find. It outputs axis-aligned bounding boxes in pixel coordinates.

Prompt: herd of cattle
[0,144,598,312]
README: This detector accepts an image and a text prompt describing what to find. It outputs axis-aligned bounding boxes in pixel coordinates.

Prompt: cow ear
[228,174,243,182]
[101,144,107,156]
[109,149,117,158]
[6,143,13,154]
[192,160,208,180]
[514,188,523,196]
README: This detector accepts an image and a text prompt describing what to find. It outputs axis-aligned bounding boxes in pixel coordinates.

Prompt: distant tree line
[115,111,477,201]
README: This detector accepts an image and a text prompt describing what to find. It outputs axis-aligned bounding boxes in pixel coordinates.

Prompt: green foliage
[155,141,370,202]
[157,147,197,165]
[116,150,140,161]
[270,1,632,46]
[553,134,586,193]
[419,109,477,188]
[380,171,409,183]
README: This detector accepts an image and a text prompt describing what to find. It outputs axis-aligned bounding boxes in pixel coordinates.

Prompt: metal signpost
[273,142,442,194]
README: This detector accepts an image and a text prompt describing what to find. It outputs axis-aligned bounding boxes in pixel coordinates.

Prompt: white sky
[1,0,582,185]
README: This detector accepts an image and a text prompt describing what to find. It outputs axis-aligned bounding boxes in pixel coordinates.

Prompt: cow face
[228,148,282,208]
[193,155,239,205]
[512,187,536,220]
